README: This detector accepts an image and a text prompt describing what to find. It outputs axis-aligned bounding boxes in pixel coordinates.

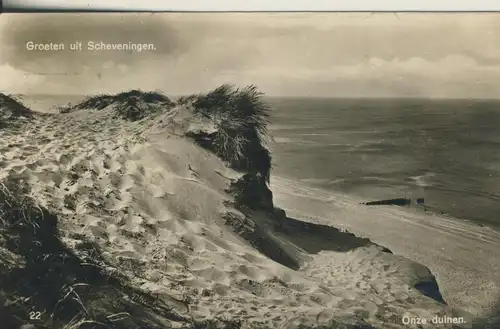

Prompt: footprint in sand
[103,158,122,172]
[58,153,73,166]
[37,136,52,145]
[71,159,93,175]
[33,158,56,168]
[22,145,40,154]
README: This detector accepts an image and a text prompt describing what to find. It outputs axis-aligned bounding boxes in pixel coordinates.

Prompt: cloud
[1,13,500,97]
[216,55,500,97]
[0,64,45,94]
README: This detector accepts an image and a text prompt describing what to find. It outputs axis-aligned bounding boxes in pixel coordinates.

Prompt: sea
[14,94,500,229]
[267,97,500,229]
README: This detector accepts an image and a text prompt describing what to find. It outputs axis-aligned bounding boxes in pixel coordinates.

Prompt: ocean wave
[341,140,390,152]
[273,137,320,145]
[297,176,406,190]
[409,172,436,187]
[297,133,331,137]
[273,137,295,143]
[359,176,400,183]
[299,178,346,185]
[269,124,320,131]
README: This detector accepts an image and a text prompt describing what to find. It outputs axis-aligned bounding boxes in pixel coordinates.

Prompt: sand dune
[0,90,476,328]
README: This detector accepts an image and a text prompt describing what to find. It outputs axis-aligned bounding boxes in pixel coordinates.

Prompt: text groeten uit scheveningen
[26,41,157,52]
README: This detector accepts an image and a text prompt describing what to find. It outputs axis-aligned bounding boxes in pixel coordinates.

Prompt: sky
[1,13,500,98]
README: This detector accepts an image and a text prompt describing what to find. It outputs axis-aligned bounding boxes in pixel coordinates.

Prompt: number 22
[30,311,41,320]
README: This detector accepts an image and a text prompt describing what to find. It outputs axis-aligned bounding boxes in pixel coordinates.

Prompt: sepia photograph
[0,12,499,329]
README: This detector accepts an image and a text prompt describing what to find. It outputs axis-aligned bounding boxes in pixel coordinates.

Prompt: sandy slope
[0,97,474,328]
[272,177,500,320]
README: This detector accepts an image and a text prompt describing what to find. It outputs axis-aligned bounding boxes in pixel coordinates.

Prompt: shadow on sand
[274,215,389,254]
[0,179,240,329]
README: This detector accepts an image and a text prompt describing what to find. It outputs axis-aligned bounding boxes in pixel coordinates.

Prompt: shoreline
[272,171,500,233]
[271,175,500,318]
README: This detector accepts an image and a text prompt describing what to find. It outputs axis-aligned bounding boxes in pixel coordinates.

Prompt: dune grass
[71,93,115,111]
[59,90,174,121]
[0,93,33,128]
[184,85,273,183]
[0,93,31,113]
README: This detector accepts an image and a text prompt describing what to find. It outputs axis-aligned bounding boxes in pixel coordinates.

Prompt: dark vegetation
[0,93,33,129]
[184,85,272,181]
[59,90,174,121]
[183,85,274,211]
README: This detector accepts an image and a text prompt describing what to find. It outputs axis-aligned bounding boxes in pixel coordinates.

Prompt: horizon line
[9,92,500,101]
